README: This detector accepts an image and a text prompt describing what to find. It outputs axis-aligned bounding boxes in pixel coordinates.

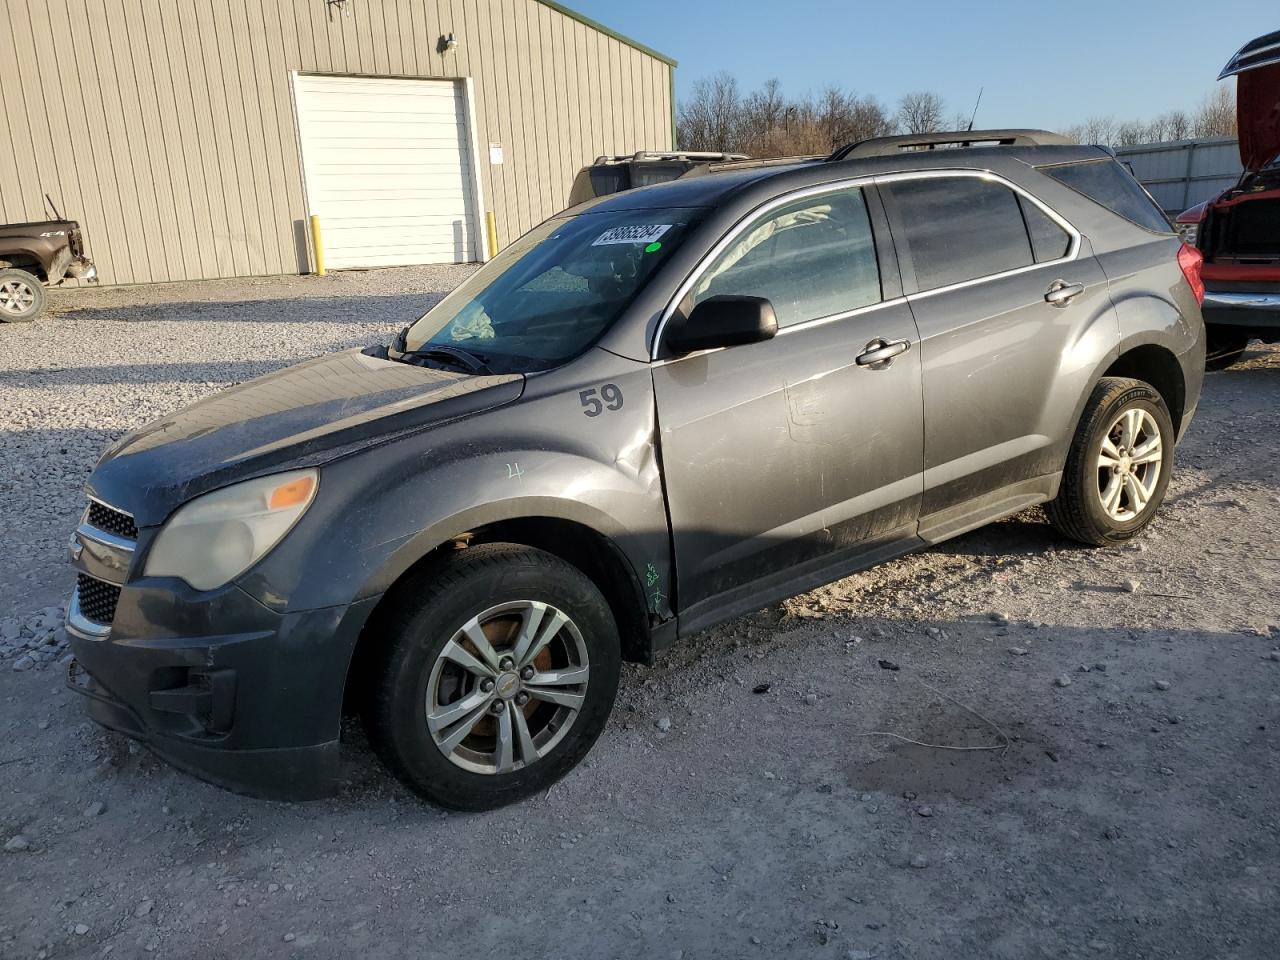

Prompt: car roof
[575,143,1111,214]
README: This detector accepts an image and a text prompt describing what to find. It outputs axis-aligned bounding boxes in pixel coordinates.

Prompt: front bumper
[1202,289,1280,332]
[65,584,378,801]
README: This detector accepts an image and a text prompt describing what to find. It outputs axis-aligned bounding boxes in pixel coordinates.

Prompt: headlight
[144,470,318,590]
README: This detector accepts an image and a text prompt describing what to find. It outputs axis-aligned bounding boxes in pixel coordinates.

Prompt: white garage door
[293,75,480,268]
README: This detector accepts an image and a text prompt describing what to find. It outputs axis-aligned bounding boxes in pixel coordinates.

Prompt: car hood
[1220,29,1280,171]
[88,349,524,526]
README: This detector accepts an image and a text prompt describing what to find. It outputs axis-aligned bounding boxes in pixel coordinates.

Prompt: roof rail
[827,129,1072,162]
[590,151,751,164]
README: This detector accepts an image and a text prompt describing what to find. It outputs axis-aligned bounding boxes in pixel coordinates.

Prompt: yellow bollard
[486,211,498,260]
[309,214,326,276]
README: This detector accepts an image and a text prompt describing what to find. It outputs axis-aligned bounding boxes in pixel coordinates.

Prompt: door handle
[855,337,911,368]
[1045,279,1085,307]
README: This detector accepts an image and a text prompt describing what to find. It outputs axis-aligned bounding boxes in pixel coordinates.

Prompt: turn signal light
[269,474,316,510]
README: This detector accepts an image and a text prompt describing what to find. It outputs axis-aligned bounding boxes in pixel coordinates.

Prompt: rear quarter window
[1038,159,1172,234]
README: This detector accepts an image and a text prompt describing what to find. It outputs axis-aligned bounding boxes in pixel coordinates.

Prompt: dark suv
[567,151,755,206]
[66,130,1205,809]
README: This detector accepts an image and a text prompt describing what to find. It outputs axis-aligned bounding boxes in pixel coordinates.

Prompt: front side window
[405,207,704,371]
[886,177,1035,291]
[686,186,882,328]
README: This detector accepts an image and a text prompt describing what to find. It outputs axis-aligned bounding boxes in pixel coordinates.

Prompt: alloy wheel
[0,279,36,316]
[425,600,590,775]
[1096,407,1162,522]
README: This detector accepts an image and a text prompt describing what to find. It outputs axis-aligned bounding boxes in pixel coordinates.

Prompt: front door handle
[1045,279,1085,307]
[856,337,911,368]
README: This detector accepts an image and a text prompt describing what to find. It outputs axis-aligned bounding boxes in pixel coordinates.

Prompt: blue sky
[570,0,1276,130]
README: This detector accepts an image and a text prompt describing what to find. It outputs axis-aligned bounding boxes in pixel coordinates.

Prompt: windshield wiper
[367,326,493,374]
[401,344,492,374]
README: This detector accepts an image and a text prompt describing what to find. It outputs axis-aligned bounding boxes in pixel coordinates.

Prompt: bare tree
[1075,116,1119,145]
[676,72,743,151]
[1193,86,1236,138]
[896,91,946,134]
[1163,110,1191,141]
[678,75,894,157]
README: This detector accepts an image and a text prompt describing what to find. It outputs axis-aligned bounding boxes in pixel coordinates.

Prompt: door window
[1019,196,1072,262]
[688,187,881,328]
[885,177,1036,291]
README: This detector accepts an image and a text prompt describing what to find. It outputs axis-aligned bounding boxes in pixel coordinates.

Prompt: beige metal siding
[0,0,674,285]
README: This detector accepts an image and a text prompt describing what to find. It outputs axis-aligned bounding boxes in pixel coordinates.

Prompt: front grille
[76,574,121,626]
[86,500,138,540]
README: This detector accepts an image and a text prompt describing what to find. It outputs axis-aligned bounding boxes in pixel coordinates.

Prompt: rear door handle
[856,337,911,368]
[1045,279,1085,307]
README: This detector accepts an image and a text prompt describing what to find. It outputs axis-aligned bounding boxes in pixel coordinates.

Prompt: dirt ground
[1,272,1278,960]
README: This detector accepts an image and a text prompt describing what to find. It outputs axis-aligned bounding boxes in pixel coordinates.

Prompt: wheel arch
[1101,342,1186,434]
[0,251,49,281]
[341,513,657,717]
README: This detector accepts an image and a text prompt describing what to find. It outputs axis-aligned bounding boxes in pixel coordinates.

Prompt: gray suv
[65,130,1205,809]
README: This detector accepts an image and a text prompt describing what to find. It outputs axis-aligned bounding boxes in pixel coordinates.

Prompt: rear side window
[885,177,1034,291]
[1039,159,1172,233]
[1019,196,1072,262]
[690,186,881,328]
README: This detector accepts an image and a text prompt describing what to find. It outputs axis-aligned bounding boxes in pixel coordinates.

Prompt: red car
[1176,29,1280,369]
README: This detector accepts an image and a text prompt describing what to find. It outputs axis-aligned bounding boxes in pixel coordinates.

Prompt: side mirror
[664,295,778,355]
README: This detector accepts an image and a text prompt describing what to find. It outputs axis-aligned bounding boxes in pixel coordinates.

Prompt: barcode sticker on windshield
[591,224,672,246]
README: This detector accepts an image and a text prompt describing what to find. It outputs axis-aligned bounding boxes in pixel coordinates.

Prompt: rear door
[652,183,924,625]
[879,172,1115,539]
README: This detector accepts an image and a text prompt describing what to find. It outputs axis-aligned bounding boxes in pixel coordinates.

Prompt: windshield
[404,207,705,371]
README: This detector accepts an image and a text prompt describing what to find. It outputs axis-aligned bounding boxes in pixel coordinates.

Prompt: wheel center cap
[1119,455,1132,473]
[494,671,521,700]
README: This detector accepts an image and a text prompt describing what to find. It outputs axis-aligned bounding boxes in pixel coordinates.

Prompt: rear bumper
[65,588,378,801]
[1202,289,1280,332]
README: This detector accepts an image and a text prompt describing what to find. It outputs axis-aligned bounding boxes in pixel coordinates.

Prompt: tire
[364,543,621,810]
[1046,377,1174,547]
[0,268,45,322]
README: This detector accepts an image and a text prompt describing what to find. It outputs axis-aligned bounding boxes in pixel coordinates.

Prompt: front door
[652,184,925,627]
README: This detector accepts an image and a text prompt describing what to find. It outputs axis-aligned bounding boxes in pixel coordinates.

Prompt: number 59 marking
[579,383,623,417]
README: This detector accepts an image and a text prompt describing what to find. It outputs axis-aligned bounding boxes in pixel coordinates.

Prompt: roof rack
[702,155,824,172]
[590,151,751,164]
[827,129,1072,162]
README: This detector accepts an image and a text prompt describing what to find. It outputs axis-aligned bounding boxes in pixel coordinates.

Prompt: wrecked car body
[65,132,1204,809]
[1176,29,1280,367]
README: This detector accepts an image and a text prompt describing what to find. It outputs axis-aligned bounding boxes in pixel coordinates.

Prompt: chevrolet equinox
[65,130,1206,809]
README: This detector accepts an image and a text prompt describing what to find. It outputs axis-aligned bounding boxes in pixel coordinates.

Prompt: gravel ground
[2,271,1279,959]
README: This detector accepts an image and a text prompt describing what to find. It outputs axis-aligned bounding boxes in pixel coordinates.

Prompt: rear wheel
[1046,377,1174,547]
[364,543,621,810]
[1205,329,1250,370]
[0,269,45,322]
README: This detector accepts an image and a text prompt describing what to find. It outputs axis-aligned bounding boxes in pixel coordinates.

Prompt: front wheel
[364,543,621,810]
[1046,377,1174,547]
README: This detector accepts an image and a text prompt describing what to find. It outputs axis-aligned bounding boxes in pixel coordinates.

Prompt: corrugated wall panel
[0,0,674,285]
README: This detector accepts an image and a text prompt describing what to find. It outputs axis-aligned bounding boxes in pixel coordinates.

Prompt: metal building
[0,0,675,285]
[1114,137,1243,216]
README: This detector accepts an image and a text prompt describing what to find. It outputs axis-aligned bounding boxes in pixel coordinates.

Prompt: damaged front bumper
[64,581,376,801]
